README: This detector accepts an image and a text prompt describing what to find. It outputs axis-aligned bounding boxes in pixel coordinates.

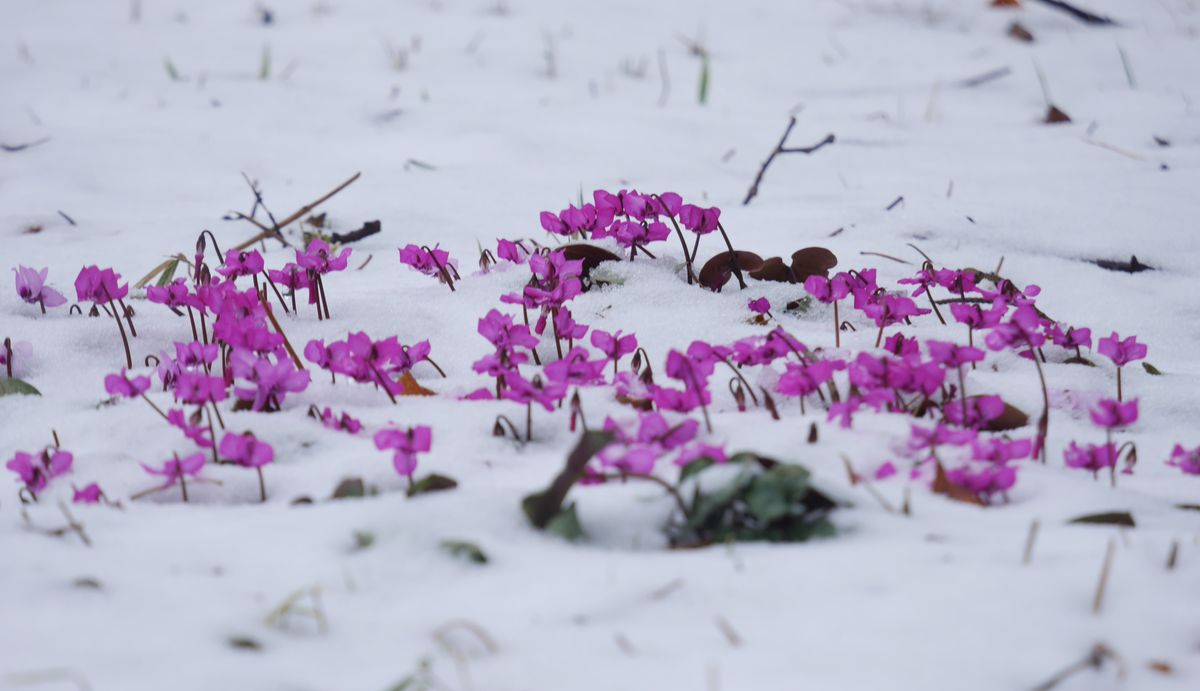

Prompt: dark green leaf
[1069,511,1135,527]
[544,503,585,542]
[352,530,375,550]
[331,477,365,499]
[1142,361,1164,376]
[228,636,262,651]
[678,457,716,484]
[156,258,179,287]
[440,539,489,564]
[407,473,458,497]
[0,378,40,397]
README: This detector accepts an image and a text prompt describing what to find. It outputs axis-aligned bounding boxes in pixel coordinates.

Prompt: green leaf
[0,378,41,397]
[697,54,710,105]
[352,530,375,550]
[745,465,810,523]
[1142,361,1164,376]
[1069,511,1135,527]
[544,502,585,542]
[164,58,180,81]
[331,477,365,499]
[156,258,180,287]
[258,45,271,80]
[407,473,458,497]
[405,159,437,171]
[678,457,716,484]
[440,539,489,564]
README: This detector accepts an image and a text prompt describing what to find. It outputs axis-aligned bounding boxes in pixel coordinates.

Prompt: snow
[3,0,1199,689]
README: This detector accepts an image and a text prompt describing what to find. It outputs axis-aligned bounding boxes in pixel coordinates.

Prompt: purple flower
[374,425,432,477]
[74,266,129,304]
[678,204,721,235]
[104,369,152,398]
[146,278,201,310]
[945,464,1017,502]
[1046,324,1092,350]
[971,437,1033,464]
[502,372,568,411]
[926,340,986,368]
[167,408,214,448]
[398,244,455,281]
[590,329,637,371]
[748,297,771,315]
[217,249,265,279]
[317,408,362,434]
[72,482,106,504]
[297,238,351,274]
[219,432,274,468]
[1063,442,1117,474]
[174,371,229,404]
[496,239,531,263]
[949,298,1006,329]
[1167,445,1200,475]
[942,394,1006,429]
[863,294,930,329]
[1097,332,1147,367]
[777,360,841,398]
[230,350,310,412]
[141,453,206,481]
[984,304,1046,351]
[803,274,852,304]
[6,448,73,494]
[1089,398,1138,429]
[544,347,606,386]
[13,266,67,310]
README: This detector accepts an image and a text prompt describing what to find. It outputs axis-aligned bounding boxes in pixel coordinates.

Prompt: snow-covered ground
[3,1,1200,689]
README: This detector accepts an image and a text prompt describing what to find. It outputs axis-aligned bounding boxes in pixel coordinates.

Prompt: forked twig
[743,117,834,205]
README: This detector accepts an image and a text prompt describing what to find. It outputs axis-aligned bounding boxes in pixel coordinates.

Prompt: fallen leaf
[932,462,986,506]
[398,371,436,396]
[1068,511,1135,527]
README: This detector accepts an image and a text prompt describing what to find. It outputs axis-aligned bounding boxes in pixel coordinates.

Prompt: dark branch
[742,117,834,206]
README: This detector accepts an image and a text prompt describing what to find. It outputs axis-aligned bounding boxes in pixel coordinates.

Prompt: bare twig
[1022,519,1040,565]
[1,137,50,152]
[1032,0,1118,26]
[1092,539,1116,614]
[742,117,834,205]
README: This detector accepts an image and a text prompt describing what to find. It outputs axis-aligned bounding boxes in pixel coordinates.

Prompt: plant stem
[1116,366,1123,402]
[833,300,841,348]
[957,365,969,426]
[257,466,267,502]
[526,401,533,442]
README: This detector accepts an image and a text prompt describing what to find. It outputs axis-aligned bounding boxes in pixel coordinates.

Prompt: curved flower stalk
[75,266,137,368]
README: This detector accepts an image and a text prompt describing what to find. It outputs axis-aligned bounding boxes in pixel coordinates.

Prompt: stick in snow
[742,117,834,205]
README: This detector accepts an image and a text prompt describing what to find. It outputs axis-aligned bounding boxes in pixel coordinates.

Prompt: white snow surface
[3,1,1200,689]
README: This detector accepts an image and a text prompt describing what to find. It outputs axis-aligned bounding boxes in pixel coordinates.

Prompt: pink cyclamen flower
[1063,442,1117,474]
[678,204,721,235]
[217,249,265,279]
[141,453,206,482]
[863,294,930,328]
[297,238,351,274]
[748,297,771,315]
[6,448,73,494]
[104,369,152,398]
[1096,332,1147,367]
[167,408,214,448]
[318,408,362,434]
[374,425,433,477]
[13,266,67,310]
[219,432,274,468]
[926,340,986,369]
[174,372,229,404]
[74,266,129,304]
[945,464,1017,502]
[1089,398,1138,429]
[496,239,530,263]
[72,482,106,504]
[1166,445,1200,475]
[230,350,310,411]
[398,244,456,281]
[1047,324,1092,350]
[803,274,851,304]
[590,329,637,365]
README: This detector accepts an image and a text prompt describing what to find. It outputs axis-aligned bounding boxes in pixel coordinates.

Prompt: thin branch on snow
[742,117,834,205]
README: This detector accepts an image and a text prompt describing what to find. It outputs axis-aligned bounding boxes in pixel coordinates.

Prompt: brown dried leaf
[1044,105,1072,124]
[1008,22,1034,42]
[933,462,987,507]
[790,247,838,282]
[748,256,794,283]
[698,251,764,291]
[980,399,1029,432]
[397,371,436,396]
